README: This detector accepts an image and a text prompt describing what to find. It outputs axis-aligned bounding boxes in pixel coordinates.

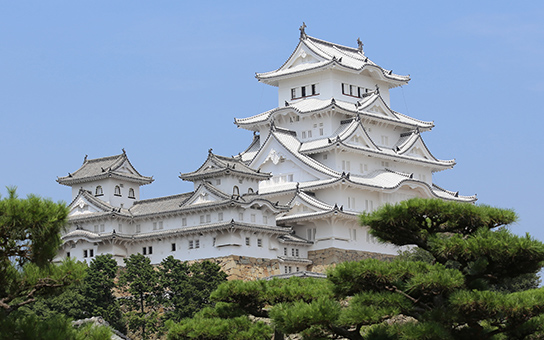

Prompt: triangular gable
[68,192,111,217]
[181,183,229,207]
[399,134,438,162]
[341,120,380,151]
[250,131,331,181]
[283,192,330,217]
[115,160,136,175]
[358,94,398,120]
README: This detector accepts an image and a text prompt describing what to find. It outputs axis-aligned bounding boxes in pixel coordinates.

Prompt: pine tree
[119,253,162,339]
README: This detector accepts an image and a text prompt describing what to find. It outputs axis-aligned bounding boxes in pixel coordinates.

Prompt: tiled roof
[256,35,409,87]
[62,220,291,243]
[277,233,313,245]
[180,150,271,181]
[260,170,476,202]
[57,151,153,186]
[67,189,132,223]
[234,96,433,131]
[300,120,454,170]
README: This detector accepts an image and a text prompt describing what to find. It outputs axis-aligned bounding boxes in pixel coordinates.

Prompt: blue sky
[1,1,543,242]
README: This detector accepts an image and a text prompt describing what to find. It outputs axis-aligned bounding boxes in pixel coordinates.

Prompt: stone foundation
[188,255,282,281]
[307,248,395,274]
[188,248,395,280]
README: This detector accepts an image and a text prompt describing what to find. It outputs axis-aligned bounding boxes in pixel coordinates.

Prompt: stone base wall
[307,248,395,274]
[187,248,395,280]
[188,255,282,281]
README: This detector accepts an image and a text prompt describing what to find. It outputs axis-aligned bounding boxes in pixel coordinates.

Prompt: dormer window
[114,186,121,196]
[95,186,103,196]
[128,188,135,199]
[290,84,318,100]
[342,83,369,98]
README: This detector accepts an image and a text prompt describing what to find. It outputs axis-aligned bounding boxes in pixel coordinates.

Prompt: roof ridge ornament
[375,84,380,95]
[357,38,364,52]
[83,155,88,163]
[122,148,126,154]
[299,22,307,40]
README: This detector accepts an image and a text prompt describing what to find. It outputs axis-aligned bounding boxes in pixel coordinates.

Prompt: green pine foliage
[171,198,544,340]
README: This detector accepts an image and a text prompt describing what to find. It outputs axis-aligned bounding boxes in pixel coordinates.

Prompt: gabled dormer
[57,150,153,208]
[180,149,271,195]
[256,24,410,107]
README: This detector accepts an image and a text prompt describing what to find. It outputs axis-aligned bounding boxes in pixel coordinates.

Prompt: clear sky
[1,1,543,241]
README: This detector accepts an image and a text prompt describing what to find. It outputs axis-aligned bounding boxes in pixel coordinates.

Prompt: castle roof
[234,95,433,132]
[57,151,153,186]
[256,33,410,87]
[180,149,271,181]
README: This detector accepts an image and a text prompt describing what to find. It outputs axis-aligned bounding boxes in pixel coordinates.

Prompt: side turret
[57,150,153,208]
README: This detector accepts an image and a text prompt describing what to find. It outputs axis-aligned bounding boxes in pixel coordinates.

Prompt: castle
[55,26,475,279]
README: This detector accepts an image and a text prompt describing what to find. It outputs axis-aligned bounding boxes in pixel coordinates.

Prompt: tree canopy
[169,198,544,340]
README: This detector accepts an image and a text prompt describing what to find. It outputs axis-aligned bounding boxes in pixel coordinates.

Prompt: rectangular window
[381,161,390,167]
[365,200,374,212]
[195,240,200,248]
[118,223,123,232]
[288,266,292,273]
[351,229,357,241]
[296,266,300,272]
[307,130,312,138]
[301,131,306,139]
[182,218,187,226]
[90,249,94,257]
[263,215,268,224]
[148,246,153,255]
[381,136,389,146]
[213,237,216,246]
[307,228,316,241]
[323,154,328,160]
[189,240,194,249]
[200,215,205,224]
[291,88,296,99]
[136,224,141,233]
[171,243,176,251]
[348,197,356,209]
[153,222,157,230]
[216,179,221,185]
[358,87,362,97]
[238,212,244,221]
[66,252,70,258]
[285,266,288,274]
[295,249,299,257]
[350,85,354,96]
[301,86,306,97]
[360,163,368,173]
[288,174,293,182]
[342,160,350,171]
[313,123,317,128]
[341,83,347,94]
[142,247,147,255]
[245,237,250,246]
[284,247,288,256]
[159,221,163,230]
[218,212,223,221]
[257,239,262,247]
[94,225,98,233]
[83,250,88,258]
[250,214,256,223]
[319,128,324,136]
[311,84,316,95]
[291,248,295,257]
[206,214,211,223]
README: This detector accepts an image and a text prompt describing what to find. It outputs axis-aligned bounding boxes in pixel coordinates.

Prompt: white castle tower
[56,26,475,278]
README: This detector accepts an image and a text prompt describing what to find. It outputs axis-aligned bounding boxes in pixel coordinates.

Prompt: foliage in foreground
[168,198,544,340]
